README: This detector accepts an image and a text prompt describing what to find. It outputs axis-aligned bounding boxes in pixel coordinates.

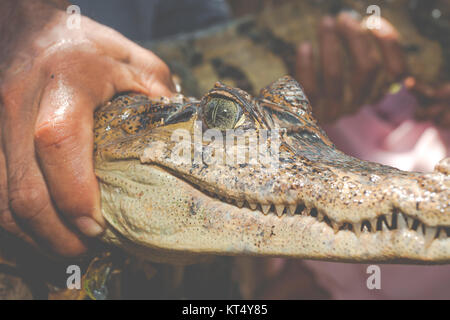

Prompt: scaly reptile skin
[94,76,449,265]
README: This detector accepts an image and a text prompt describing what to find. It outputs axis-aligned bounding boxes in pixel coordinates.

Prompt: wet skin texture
[94,76,450,265]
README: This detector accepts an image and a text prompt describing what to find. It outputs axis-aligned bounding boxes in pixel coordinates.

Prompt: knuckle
[9,182,49,222]
[34,119,75,151]
[149,59,171,79]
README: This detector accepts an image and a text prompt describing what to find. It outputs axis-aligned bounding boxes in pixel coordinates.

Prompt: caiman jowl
[94,76,450,265]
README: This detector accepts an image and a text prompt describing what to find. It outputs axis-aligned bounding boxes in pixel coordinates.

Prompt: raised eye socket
[203,97,241,130]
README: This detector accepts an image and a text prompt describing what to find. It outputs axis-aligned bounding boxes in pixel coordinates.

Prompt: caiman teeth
[261,204,271,214]
[317,211,324,222]
[438,228,447,240]
[275,205,285,217]
[207,192,448,244]
[288,205,296,216]
[370,218,378,230]
[397,213,409,229]
[424,226,437,247]
[354,222,361,237]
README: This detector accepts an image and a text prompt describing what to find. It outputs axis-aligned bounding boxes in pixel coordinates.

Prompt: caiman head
[94,76,450,265]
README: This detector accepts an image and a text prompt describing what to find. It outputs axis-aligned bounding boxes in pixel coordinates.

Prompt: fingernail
[75,216,104,237]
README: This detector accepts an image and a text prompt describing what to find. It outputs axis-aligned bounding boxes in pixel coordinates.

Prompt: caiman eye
[203,98,242,130]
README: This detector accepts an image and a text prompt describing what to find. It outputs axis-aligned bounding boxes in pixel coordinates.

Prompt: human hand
[233,257,328,299]
[405,78,450,128]
[296,12,406,123]
[0,0,175,257]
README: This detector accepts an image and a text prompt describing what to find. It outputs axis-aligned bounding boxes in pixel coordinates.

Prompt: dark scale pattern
[94,94,186,154]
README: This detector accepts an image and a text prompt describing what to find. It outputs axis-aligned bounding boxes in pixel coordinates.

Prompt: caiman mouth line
[156,163,450,246]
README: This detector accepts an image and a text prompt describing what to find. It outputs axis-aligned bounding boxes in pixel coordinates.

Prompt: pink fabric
[304,88,450,299]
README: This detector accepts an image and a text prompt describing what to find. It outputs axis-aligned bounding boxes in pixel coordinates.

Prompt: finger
[2,96,87,257]
[438,106,450,127]
[0,117,34,244]
[407,80,450,105]
[34,58,151,238]
[366,17,406,81]
[295,42,319,118]
[127,47,176,97]
[257,261,328,299]
[87,21,176,96]
[416,103,449,126]
[434,83,450,100]
[404,77,436,100]
[262,258,286,279]
[295,42,317,99]
[319,16,344,122]
[337,12,381,111]
[34,85,104,237]
[415,103,443,120]
[405,78,450,126]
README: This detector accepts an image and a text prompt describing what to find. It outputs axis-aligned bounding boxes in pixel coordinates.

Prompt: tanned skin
[0,0,175,257]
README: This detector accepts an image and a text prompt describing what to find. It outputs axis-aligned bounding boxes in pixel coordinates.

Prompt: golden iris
[204,98,241,130]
